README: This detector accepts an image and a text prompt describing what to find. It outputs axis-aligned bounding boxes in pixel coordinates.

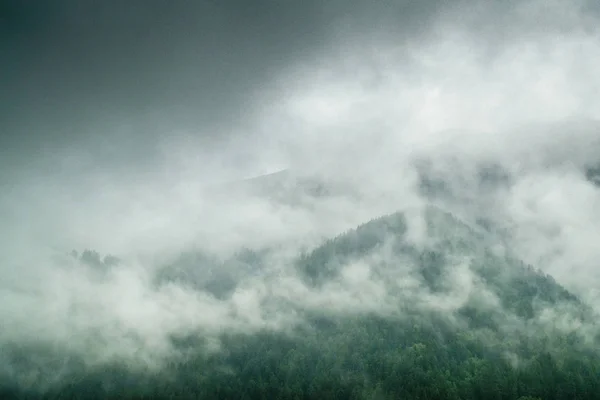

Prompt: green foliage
[6,209,600,399]
[297,212,407,285]
[17,312,600,399]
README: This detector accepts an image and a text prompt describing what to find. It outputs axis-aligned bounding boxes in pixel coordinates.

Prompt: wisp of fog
[1,0,599,387]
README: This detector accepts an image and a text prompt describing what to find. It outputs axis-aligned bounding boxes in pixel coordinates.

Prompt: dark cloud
[1,0,489,175]
[1,1,329,167]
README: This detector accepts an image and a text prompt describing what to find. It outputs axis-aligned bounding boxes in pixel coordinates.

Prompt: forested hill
[297,207,584,319]
[2,209,600,399]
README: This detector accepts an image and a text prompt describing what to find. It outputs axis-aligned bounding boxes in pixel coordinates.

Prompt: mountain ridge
[5,205,600,399]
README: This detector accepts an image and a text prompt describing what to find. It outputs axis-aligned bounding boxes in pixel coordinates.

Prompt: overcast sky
[1,0,452,174]
[2,0,600,280]
[3,0,597,175]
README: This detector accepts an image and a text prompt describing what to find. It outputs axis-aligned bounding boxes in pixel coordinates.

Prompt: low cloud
[1,0,600,392]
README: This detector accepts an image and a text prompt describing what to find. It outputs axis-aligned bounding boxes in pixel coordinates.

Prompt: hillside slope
[3,209,600,399]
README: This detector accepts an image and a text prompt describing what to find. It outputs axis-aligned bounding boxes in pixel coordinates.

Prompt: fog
[1,0,600,387]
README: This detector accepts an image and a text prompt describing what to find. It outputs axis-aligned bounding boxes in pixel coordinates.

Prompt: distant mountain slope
[586,163,600,186]
[4,208,600,399]
[211,168,362,207]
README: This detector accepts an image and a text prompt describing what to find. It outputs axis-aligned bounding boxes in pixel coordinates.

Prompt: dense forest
[2,208,599,399]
